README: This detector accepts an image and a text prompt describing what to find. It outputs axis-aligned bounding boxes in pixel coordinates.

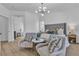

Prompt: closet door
[0,15,8,41]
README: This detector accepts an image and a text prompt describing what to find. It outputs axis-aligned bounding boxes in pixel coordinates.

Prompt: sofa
[36,33,70,56]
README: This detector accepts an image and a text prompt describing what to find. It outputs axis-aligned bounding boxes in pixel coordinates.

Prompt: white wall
[10,11,25,16]
[44,12,66,24]
[0,16,8,41]
[13,16,24,33]
[0,4,10,41]
[0,4,10,17]
[24,11,39,33]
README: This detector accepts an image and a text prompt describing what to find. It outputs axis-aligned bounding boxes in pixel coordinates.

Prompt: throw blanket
[48,37,62,53]
[48,35,70,56]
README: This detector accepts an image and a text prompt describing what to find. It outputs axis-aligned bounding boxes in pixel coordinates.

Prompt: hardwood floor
[0,42,1,56]
[0,37,37,56]
[66,44,79,56]
[1,37,79,56]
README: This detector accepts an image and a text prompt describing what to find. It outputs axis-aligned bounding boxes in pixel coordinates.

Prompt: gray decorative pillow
[24,33,33,42]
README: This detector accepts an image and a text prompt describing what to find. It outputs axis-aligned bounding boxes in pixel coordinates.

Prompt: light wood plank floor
[1,37,79,56]
[66,44,79,56]
[0,42,1,56]
[1,38,37,56]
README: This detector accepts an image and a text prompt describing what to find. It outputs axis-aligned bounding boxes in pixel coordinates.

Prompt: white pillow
[57,28,64,35]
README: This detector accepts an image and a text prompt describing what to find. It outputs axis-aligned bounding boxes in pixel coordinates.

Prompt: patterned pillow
[24,34,32,42]
[48,37,58,53]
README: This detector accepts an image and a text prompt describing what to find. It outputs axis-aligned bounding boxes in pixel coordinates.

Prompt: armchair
[19,33,37,48]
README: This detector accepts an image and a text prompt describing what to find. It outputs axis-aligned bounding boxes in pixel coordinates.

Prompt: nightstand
[68,34,76,43]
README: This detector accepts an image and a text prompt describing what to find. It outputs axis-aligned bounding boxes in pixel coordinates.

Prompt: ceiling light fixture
[35,3,50,16]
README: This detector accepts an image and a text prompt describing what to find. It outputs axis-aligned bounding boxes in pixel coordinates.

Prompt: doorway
[13,15,24,39]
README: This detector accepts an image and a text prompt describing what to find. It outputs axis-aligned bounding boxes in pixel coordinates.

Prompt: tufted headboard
[45,23,67,35]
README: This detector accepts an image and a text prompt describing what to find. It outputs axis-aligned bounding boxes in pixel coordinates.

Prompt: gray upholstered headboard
[45,23,67,35]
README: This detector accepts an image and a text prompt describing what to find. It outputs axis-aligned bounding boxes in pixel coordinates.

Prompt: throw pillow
[57,28,64,35]
[24,34,33,42]
[48,37,57,53]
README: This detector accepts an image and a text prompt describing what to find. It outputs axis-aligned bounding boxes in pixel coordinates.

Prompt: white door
[0,15,8,41]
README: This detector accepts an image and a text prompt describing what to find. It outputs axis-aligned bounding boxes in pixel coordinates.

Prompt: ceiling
[1,3,57,13]
[1,3,79,13]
